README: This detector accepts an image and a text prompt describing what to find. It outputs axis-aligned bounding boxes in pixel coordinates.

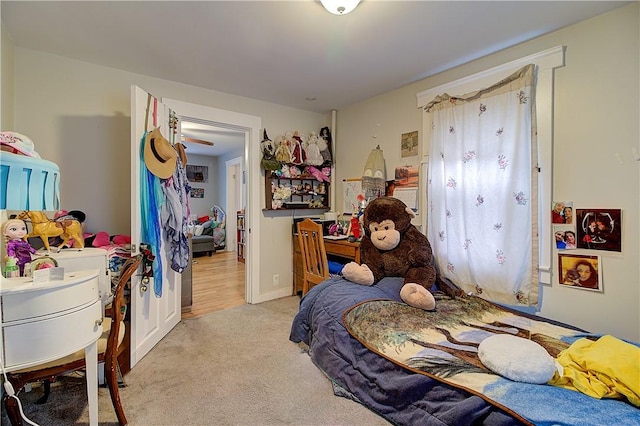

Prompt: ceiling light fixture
[320,0,361,15]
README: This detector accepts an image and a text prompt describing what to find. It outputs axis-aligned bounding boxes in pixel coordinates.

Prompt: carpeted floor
[1,296,391,426]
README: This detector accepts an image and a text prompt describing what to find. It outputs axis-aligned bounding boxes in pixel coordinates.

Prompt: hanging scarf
[161,158,190,273]
[140,132,164,297]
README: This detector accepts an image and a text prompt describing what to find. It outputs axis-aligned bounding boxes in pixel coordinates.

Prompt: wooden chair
[297,218,329,295]
[3,255,142,426]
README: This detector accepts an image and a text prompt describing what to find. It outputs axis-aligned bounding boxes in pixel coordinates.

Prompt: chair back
[104,254,141,426]
[105,255,141,366]
[297,218,329,295]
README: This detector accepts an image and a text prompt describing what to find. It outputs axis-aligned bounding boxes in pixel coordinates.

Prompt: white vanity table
[1,270,102,425]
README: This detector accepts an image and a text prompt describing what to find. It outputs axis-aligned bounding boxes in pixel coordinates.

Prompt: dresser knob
[95,318,103,326]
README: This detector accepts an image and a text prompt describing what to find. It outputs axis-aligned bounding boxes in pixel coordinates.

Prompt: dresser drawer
[1,271,99,323]
[2,298,103,370]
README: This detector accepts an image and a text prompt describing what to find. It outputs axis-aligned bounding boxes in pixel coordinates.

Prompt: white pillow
[478,334,556,384]
[194,224,204,236]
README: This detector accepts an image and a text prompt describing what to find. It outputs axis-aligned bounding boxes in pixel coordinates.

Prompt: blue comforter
[289,277,527,426]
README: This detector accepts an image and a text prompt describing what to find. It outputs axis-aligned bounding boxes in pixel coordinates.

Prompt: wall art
[558,253,602,292]
[576,208,621,252]
[553,225,577,250]
[190,188,204,198]
[401,131,419,158]
[551,201,573,224]
[186,165,208,183]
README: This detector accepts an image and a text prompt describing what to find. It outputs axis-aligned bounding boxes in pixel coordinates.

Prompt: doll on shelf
[3,218,37,276]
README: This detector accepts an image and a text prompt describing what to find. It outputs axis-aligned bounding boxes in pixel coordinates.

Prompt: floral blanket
[343,297,640,426]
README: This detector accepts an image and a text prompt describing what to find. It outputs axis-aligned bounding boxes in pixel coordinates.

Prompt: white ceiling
[1,0,630,156]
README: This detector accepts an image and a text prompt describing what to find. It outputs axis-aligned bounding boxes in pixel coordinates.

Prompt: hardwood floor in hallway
[181,250,245,319]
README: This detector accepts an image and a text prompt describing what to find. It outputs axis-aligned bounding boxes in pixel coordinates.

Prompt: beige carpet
[1,296,391,426]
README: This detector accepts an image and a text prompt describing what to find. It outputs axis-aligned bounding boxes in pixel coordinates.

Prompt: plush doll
[275,136,292,163]
[260,129,281,171]
[342,196,461,310]
[304,132,324,166]
[289,131,306,165]
[318,126,333,164]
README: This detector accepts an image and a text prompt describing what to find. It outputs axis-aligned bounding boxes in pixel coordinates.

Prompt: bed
[289,276,639,426]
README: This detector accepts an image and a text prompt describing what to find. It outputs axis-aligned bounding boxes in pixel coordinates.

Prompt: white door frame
[226,157,243,253]
[163,98,261,304]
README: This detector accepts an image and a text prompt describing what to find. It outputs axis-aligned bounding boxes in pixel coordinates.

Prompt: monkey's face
[368,219,400,251]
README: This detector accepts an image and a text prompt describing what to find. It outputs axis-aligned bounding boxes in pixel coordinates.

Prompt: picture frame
[186,165,208,183]
[551,201,573,224]
[401,131,419,158]
[575,208,621,252]
[557,253,602,292]
[553,225,577,250]
[190,188,204,198]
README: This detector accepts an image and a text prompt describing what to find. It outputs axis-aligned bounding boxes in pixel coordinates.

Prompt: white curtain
[426,64,538,306]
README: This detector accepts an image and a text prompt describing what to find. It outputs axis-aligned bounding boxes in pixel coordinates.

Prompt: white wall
[5,43,326,300]
[334,4,639,341]
[1,18,15,129]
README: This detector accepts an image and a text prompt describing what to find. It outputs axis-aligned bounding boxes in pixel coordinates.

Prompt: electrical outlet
[273,274,279,287]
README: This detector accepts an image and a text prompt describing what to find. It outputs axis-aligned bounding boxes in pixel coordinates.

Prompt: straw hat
[174,142,188,168]
[144,127,177,179]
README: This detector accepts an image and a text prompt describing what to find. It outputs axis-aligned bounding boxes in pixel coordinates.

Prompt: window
[417,46,565,288]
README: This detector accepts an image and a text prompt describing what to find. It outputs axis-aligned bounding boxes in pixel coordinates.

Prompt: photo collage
[551,202,621,292]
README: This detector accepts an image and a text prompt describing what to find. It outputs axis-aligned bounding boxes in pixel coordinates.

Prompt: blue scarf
[140,132,164,297]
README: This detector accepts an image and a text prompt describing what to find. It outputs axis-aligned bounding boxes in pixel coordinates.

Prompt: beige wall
[335,4,639,341]
[6,42,326,300]
[1,20,15,129]
[3,4,638,339]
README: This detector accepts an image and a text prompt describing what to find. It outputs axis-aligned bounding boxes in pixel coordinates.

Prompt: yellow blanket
[550,335,640,406]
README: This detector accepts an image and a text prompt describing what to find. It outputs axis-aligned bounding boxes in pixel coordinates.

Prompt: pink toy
[307,166,330,182]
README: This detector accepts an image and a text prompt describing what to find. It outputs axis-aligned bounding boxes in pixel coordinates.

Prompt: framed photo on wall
[186,165,208,183]
[401,131,419,158]
[575,208,621,252]
[558,253,602,292]
[190,188,204,198]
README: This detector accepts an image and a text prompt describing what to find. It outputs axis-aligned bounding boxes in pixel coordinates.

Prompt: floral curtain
[426,64,538,306]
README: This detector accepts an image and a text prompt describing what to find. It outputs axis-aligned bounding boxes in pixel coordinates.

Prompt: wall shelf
[265,168,330,211]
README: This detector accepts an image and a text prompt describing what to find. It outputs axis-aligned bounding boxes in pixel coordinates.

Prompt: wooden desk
[323,238,361,264]
[292,236,360,295]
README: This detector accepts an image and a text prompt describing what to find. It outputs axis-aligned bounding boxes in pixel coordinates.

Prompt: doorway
[164,97,261,309]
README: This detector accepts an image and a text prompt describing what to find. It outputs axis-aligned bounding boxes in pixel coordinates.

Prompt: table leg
[85,341,98,426]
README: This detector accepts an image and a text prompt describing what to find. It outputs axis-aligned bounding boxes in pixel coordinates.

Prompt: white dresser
[1,269,103,425]
[41,247,111,304]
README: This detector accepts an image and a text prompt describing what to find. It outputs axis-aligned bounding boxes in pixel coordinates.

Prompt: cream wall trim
[416,46,564,107]
[417,46,565,286]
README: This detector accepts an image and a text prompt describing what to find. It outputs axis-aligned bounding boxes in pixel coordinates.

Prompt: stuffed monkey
[342,197,444,310]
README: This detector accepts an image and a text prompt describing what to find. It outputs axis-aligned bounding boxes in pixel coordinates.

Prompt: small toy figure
[3,218,37,276]
[17,210,84,252]
[347,213,362,241]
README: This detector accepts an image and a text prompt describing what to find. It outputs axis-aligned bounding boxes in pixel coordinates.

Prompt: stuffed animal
[342,196,458,310]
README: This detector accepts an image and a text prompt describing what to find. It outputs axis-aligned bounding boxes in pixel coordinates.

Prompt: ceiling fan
[181,135,214,146]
